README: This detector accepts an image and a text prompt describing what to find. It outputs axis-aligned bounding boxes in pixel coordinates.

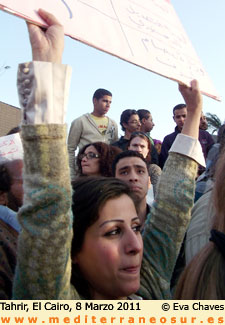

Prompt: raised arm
[139,80,204,299]
[13,10,77,299]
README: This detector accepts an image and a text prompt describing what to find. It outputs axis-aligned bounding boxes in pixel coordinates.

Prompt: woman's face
[81,145,100,176]
[128,136,149,158]
[75,194,143,299]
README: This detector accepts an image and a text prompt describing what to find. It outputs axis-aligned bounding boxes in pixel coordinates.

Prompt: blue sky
[0,0,224,140]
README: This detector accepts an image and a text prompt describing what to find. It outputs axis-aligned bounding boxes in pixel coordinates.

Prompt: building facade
[0,101,21,136]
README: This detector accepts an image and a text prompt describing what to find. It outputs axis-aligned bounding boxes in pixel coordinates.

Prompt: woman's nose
[124,230,143,255]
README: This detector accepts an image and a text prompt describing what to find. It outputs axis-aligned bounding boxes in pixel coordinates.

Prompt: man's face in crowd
[115,157,150,202]
[6,160,23,211]
[200,112,208,130]
[93,95,112,117]
[123,114,141,134]
[143,113,155,132]
[173,107,187,131]
[128,136,149,159]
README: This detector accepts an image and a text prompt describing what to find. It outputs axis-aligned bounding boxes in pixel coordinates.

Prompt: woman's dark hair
[70,176,136,298]
[76,142,122,177]
[128,132,152,163]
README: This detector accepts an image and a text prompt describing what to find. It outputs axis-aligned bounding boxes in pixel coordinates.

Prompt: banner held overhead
[0,0,221,101]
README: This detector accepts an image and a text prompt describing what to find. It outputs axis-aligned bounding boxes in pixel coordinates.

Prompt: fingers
[190,79,199,91]
[178,82,187,93]
[37,8,62,27]
[25,8,64,63]
[178,79,202,112]
[178,79,199,93]
[26,8,62,33]
[26,21,41,36]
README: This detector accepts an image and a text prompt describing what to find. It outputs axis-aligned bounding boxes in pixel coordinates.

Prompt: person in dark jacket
[112,109,141,151]
[159,104,214,168]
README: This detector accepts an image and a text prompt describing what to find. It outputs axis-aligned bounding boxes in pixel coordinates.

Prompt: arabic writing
[0,0,219,99]
[0,139,18,157]
[0,134,23,161]
[0,139,15,148]
[73,0,204,79]
[124,1,205,79]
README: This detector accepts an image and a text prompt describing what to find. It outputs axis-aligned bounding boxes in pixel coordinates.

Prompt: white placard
[0,133,23,162]
[0,0,221,100]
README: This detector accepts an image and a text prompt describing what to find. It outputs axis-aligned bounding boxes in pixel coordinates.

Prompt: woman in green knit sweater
[13,9,204,300]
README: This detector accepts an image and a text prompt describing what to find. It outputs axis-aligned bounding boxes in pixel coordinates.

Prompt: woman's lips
[120,265,140,274]
[81,163,89,167]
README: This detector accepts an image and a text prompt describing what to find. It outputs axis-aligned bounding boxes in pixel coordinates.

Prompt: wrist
[186,109,202,120]
[32,51,62,64]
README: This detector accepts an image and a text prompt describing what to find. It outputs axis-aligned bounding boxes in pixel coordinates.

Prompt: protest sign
[0,0,220,100]
[0,133,23,162]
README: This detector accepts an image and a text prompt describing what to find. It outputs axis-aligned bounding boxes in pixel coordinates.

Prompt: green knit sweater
[13,124,197,299]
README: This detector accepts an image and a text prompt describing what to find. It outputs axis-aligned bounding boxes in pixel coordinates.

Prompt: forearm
[13,61,76,300]
[182,110,201,139]
[140,134,203,299]
[140,154,197,299]
[179,79,202,139]
[13,124,73,299]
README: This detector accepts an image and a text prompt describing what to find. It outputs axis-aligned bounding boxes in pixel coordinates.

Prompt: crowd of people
[0,9,224,300]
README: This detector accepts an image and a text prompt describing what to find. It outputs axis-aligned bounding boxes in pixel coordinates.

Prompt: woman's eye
[132,225,141,233]
[104,228,121,236]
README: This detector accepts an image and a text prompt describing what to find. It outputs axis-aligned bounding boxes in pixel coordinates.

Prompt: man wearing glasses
[112,109,141,151]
